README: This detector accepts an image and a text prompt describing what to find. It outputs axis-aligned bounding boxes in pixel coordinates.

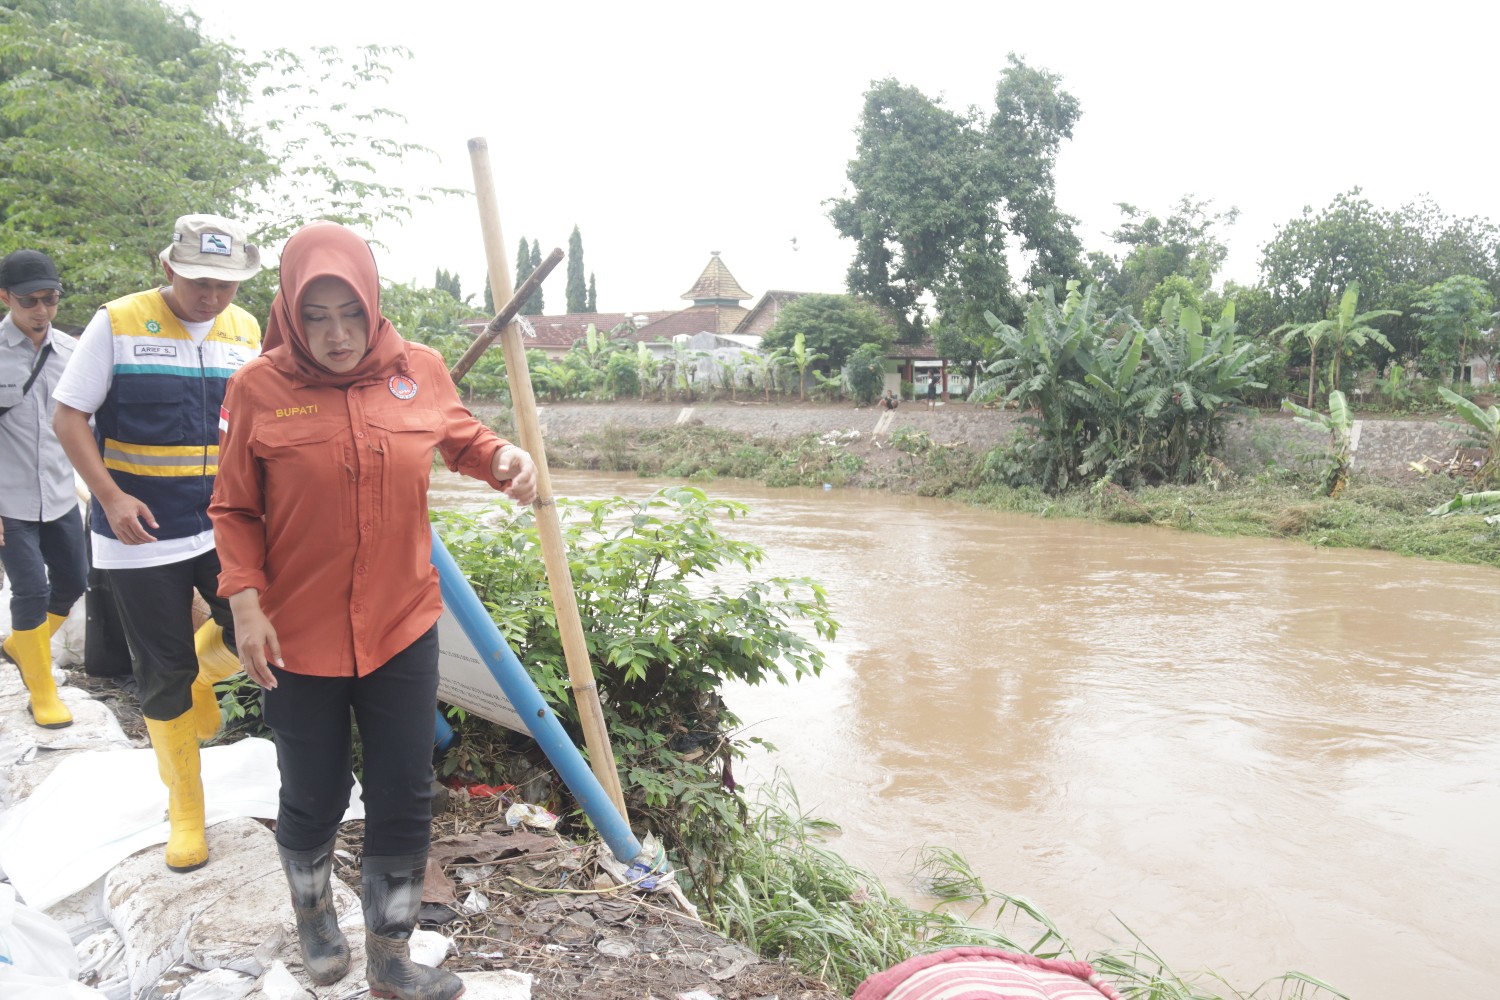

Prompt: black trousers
[106,549,235,720]
[263,625,440,857]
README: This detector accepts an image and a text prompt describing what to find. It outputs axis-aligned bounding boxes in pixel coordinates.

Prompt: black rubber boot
[279,837,351,985]
[362,853,464,1000]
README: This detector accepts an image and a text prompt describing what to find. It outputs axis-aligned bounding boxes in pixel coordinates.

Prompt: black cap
[0,250,62,296]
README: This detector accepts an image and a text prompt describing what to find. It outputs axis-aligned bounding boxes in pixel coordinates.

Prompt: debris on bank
[0,591,841,1000]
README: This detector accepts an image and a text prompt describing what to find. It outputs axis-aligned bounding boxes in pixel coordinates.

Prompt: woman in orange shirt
[211,221,535,999]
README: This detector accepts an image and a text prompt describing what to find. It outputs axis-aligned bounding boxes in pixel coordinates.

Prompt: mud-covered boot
[362,853,464,1000]
[279,837,351,985]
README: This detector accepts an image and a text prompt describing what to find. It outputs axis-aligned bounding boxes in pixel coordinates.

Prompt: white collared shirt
[0,313,78,523]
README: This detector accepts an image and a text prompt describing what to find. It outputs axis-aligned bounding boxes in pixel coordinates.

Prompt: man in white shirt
[54,215,262,873]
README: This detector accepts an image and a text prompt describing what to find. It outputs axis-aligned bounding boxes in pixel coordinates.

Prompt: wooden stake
[466,137,630,822]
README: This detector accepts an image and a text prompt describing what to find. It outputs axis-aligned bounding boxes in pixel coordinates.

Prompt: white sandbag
[0,881,77,976]
[0,965,111,999]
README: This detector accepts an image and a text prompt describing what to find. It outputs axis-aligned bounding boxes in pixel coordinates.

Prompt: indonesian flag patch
[219,405,230,434]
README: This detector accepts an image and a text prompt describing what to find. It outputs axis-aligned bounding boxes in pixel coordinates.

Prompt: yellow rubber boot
[191,621,242,742]
[45,611,69,637]
[144,712,209,872]
[3,624,73,729]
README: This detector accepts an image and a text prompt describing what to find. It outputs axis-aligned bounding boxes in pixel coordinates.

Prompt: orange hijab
[261,221,408,387]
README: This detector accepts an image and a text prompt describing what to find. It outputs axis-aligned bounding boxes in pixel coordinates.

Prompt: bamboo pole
[466,136,630,822]
[449,247,563,385]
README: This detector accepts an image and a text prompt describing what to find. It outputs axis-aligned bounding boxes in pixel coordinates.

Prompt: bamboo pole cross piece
[465,136,630,823]
[448,247,562,386]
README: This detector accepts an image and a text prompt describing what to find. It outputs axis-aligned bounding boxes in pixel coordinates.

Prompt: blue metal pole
[430,526,642,863]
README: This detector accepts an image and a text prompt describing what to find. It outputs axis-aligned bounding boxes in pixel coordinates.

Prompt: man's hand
[492,444,538,505]
[101,492,158,544]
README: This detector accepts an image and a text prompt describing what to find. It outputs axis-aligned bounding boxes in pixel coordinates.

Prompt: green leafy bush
[433,488,838,891]
[972,282,1270,491]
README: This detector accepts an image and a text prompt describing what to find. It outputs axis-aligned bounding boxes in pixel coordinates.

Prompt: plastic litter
[0,862,109,999]
[409,927,454,967]
[457,863,497,884]
[504,802,558,831]
[258,961,312,1000]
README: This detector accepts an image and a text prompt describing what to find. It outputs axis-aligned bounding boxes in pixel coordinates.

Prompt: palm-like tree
[1282,390,1355,496]
[1275,281,1397,406]
[788,332,827,402]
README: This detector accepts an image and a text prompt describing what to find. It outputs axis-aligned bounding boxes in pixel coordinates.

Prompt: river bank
[480,398,1465,482]
[473,399,1500,569]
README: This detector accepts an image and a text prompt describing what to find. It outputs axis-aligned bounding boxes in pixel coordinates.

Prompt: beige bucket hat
[159,214,262,281]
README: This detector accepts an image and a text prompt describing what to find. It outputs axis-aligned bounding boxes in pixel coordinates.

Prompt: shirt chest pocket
[253,419,356,530]
[364,407,443,522]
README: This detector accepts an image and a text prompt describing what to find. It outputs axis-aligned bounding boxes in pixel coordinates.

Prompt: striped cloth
[853,947,1123,1000]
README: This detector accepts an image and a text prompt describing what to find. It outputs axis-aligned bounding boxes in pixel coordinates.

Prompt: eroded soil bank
[480,399,1465,485]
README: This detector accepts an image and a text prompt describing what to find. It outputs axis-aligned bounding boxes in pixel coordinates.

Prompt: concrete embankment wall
[482,400,1470,480]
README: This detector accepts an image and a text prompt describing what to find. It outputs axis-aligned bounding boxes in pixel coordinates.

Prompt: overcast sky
[196,1,1496,316]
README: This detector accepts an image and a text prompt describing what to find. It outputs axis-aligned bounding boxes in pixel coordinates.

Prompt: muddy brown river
[433,469,1500,1000]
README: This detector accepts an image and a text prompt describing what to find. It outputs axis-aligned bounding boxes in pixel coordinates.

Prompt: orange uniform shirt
[211,343,509,677]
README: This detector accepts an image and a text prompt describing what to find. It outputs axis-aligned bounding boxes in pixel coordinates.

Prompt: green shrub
[433,489,838,896]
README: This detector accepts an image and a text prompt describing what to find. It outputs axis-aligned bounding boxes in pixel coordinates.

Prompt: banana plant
[1282,389,1354,496]
[788,332,827,402]
[1437,385,1500,485]
[635,342,659,400]
[1428,490,1500,519]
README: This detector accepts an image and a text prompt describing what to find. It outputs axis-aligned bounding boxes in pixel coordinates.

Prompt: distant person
[879,389,899,411]
[210,222,536,996]
[926,374,939,408]
[53,214,262,874]
[0,249,86,729]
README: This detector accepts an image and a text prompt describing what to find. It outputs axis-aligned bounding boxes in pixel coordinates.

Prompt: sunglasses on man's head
[12,291,60,308]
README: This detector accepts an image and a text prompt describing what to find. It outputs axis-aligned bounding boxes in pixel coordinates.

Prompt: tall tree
[827,55,1082,340]
[759,293,894,373]
[1089,197,1238,318]
[0,0,439,325]
[1259,189,1398,330]
[587,273,597,313]
[524,238,544,315]
[433,267,462,302]
[1259,190,1499,359]
[566,225,587,313]
[514,236,533,300]
[1412,274,1495,383]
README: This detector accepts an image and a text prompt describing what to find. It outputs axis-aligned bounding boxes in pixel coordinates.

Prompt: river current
[432,469,1500,1000]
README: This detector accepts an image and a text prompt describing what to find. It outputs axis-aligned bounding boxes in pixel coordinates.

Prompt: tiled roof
[680,253,751,304]
[889,340,940,360]
[631,304,749,340]
[734,290,808,336]
[461,311,672,351]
